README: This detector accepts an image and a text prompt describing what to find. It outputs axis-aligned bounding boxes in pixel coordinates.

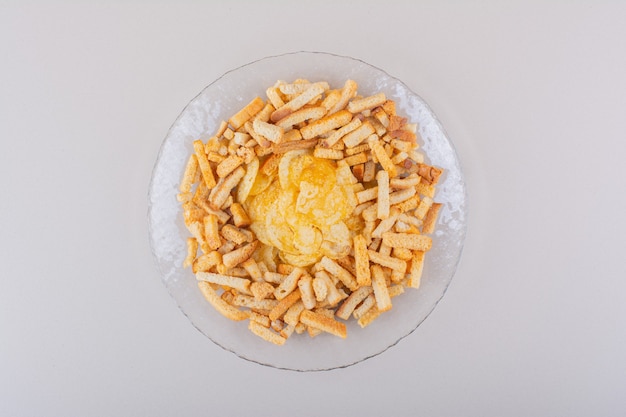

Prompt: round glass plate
[148,51,467,371]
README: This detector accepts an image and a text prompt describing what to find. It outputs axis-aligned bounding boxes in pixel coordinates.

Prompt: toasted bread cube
[320,117,361,148]
[197,281,248,321]
[422,202,442,234]
[248,320,286,345]
[230,203,251,227]
[335,285,372,320]
[353,234,371,286]
[347,92,386,114]
[407,251,425,289]
[276,106,326,131]
[328,79,358,115]
[300,109,352,139]
[269,289,302,321]
[367,249,407,272]
[183,237,198,268]
[371,264,392,312]
[271,82,329,122]
[222,241,260,269]
[229,96,265,130]
[381,232,432,251]
[299,310,347,338]
[196,271,252,295]
[216,155,244,178]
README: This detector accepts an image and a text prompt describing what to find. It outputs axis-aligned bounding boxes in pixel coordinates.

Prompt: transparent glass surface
[148,52,467,371]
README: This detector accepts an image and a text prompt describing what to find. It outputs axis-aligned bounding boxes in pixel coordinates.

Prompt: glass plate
[148,51,467,371]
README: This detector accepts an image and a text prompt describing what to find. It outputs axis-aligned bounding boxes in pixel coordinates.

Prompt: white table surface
[2,2,625,416]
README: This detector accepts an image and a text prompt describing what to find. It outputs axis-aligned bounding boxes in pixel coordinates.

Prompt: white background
[2,1,625,416]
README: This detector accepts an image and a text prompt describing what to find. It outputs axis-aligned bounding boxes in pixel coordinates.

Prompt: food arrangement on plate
[177,78,444,345]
